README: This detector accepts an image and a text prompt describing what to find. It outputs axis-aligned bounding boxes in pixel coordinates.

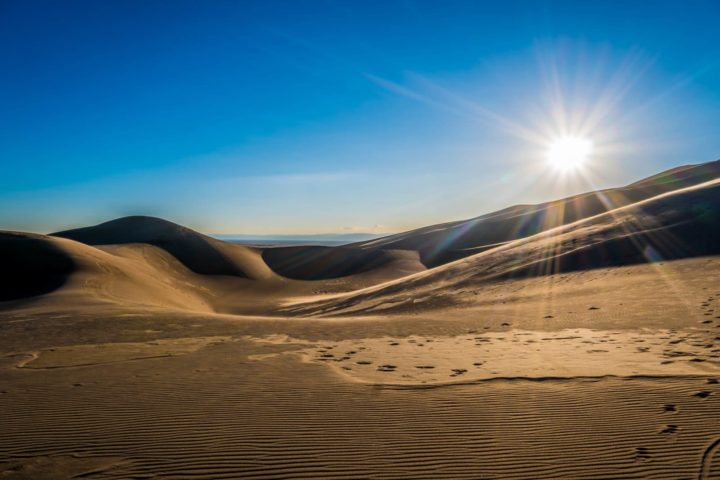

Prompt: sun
[546,137,593,171]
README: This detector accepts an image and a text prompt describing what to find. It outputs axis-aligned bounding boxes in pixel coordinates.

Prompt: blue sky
[2,0,720,234]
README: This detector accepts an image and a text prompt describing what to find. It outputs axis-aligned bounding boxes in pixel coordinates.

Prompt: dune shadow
[262,246,393,280]
[0,233,75,301]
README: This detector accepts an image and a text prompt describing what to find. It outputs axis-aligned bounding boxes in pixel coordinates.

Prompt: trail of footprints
[313,333,498,380]
[633,376,720,465]
[311,313,720,382]
[307,293,720,468]
[648,288,720,467]
[660,289,720,365]
[313,340,720,467]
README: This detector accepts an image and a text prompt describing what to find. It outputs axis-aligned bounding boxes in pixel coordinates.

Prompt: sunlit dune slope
[354,159,720,267]
[285,178,720,316]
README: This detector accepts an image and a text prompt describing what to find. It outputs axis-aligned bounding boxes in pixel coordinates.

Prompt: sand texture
[3,161,720,478]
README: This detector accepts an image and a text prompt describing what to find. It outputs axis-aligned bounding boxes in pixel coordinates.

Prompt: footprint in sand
[694,391,712,399]
[662,404,677,413]
[377,364,397,372]
[659,424,679,434]
[356,360,372,365]
[634,447,651,462]
[415,365,435,369]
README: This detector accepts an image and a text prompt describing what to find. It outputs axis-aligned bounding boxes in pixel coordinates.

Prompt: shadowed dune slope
[262,246,425,280]
[0,232,215,311]
[355,159,720,267]
[52,216,275,280]
[286,179,720,316]
[0,233,76,301]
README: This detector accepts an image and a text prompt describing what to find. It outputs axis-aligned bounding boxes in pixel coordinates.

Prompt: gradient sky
[3,0,720,234]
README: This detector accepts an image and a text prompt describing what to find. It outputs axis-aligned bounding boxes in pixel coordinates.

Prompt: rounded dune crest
[52,215,275,280]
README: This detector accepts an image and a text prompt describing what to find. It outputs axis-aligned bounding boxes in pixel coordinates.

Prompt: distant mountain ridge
[213,232,387,245]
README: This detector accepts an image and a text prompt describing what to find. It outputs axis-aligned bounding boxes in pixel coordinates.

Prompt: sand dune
[286,178,720,316]
[53,216,275,280]
[0,220,423,316]
[4,161,720,479]
[262,245,425,280]
[0,232,216,313]
[9,162,717,316]
[354,159,720,267]
[0,232,75,302]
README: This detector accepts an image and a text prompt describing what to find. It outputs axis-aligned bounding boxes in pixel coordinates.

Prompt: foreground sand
[2,258,720,479]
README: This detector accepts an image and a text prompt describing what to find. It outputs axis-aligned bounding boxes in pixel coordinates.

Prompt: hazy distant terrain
[213,233,388,246]
[3,160,720,479]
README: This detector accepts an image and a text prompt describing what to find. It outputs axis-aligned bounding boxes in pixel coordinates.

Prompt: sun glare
[546,137,593,171]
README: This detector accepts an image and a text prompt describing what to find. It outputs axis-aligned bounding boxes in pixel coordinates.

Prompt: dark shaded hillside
[354,159,720,268]
[0,233,75,301]
[262,246,422,280]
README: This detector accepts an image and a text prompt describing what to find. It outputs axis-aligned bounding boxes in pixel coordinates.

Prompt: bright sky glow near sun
[2,0,720,235]
[546,137,594,171]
